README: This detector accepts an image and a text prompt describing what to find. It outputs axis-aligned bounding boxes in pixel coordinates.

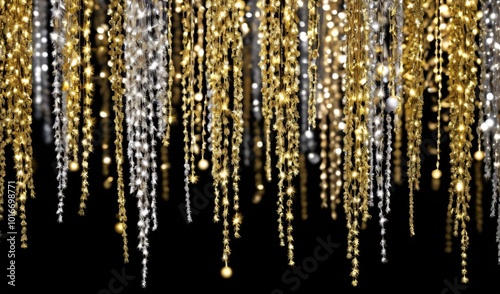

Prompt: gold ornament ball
[115,222,124,234]
[431,169,442,179]
[221,266,233,279]
[474,151,484,161]
[198,159,209,171]
[69,161,80,172]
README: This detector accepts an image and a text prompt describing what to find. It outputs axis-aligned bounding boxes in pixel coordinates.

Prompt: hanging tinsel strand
[108,0,129,263]
[343,0,371,285]
[403,0,425,237]
[447,0,478,283]
[2,0,35,248]
[79,0,95,216]
[124,0,164,286]
[51,0,69,223]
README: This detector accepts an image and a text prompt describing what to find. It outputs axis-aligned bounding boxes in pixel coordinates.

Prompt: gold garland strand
[205,0,220,223]
[284,0,300,265]
[447,0,478,283]
[276,89,287,251]
[64,0,81,165]
[2,0,35,248]
[196,6,209,170]
[207,0,227,258]
[260,0,300,265]
[0,1,6,221]
[259,0,275,183]
[206,0,245,268]
[195,0,207,170]
[79,0,94,216]
[108,0,129,263]
[431,0,445,184]
[307,0,319,129]
[403,0,425,237]
[343,0,370,285]
[230,0,244,238]
[220,7,231,259]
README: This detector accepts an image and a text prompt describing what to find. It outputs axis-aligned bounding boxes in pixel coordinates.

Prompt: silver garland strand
[50,0,69,223]
[367,0,378,208]
[479,0,500,264]
[124,0,165,286]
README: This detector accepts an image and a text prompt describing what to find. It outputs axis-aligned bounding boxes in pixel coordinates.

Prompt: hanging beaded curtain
[1,0,498,289]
